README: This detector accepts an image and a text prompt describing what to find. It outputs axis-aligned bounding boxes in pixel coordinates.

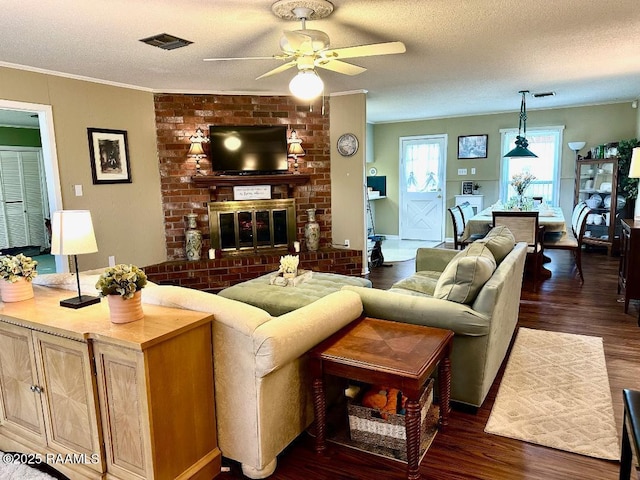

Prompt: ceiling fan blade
[203,56,284,62]
[255,61,297,80]
[323,41,406,60]
[316,59,366,76]
[282,30,313,53]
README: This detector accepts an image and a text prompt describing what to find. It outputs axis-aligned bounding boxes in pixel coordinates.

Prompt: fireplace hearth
[208,199,296,253]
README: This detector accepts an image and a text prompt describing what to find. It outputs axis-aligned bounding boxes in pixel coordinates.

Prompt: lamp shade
[288,142,305,156]
[568,141,586,151]
[504,135,538,158]
[289,70,324,100]
[629,147,640,178]
[50,210,98,255]
[188,142,205,157]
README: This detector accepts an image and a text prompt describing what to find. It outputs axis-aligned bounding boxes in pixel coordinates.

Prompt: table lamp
[629,147,640,222]
[50,210,101,308]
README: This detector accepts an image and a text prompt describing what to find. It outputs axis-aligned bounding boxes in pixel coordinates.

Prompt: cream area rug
[485,327,620,460]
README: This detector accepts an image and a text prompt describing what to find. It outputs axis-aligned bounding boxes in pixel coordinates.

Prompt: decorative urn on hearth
[185,213,202,261]
[304,209,320,252]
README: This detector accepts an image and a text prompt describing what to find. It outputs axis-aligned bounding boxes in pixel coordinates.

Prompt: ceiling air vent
[532,91,556,98]
[139,33,193,50]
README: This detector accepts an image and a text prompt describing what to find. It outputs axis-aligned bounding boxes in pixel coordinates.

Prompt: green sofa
[344,231,527,408]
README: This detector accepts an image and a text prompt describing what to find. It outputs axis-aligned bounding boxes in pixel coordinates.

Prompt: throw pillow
[391,270,441,296]
[476,225,515,264]
[433,242,496,304]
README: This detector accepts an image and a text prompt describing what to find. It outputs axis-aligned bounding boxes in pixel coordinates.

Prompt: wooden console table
[310,317,453,480]
[0,286,221,480]
[619,219,640,325]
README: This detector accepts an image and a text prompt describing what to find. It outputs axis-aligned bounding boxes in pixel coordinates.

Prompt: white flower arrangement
[0,253,38,283]
[278,255,299,275]
[95,264,148,299]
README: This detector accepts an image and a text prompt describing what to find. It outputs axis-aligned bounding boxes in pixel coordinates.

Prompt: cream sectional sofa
[33,272,364,479]
[344,227,527,408]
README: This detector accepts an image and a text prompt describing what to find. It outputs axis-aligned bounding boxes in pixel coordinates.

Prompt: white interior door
[399,135,446,241]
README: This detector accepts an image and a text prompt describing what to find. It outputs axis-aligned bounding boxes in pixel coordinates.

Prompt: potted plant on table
[0,253,38,302]
[95,264,147,323]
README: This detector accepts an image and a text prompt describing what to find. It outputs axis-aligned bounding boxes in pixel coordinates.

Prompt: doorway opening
[0,100,64,272]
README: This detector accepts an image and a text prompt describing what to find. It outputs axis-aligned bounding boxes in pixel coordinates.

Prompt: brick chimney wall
[153,93,332,260]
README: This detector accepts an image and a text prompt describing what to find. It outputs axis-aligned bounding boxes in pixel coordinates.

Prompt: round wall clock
[337,133,359,157]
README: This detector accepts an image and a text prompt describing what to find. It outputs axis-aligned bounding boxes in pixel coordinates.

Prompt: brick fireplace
[144,93,364,290]
[208,199,296,253]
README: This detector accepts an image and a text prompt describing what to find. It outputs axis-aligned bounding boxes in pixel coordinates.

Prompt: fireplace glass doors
[208,199,296,253]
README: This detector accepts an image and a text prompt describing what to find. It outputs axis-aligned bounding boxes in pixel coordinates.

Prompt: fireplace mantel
[192,174,310,189]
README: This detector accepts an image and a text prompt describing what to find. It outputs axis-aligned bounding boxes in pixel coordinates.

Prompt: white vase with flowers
[0,253,38,302]
[95,264,148,323]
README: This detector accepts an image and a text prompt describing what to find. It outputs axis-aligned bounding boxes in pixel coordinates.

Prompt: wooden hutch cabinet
[574,157,621,255]
[0,286,221,480]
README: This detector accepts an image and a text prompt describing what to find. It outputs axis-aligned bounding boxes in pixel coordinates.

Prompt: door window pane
[404,142,440,192]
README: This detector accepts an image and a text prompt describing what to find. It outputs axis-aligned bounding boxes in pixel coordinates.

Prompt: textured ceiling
[1,0,639,123]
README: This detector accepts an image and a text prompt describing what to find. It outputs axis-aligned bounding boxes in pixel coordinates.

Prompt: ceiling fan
[203,0,406,99]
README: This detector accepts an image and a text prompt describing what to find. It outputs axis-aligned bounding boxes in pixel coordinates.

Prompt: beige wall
[0,67,166,270]
[372,103,638,238]
[330,92,367,271]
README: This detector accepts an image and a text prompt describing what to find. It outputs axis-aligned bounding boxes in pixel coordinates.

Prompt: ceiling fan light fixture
[289,70,324,100]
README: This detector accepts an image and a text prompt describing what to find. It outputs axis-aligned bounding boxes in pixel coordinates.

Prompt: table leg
[312,377,327,454]
[438,356,451,429]
[620,414,632,480]
[404,398,422,480]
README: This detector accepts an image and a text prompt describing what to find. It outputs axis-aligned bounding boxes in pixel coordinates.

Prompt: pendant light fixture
[504,90,538,158]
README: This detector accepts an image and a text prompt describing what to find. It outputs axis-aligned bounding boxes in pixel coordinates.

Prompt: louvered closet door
[0,151,26,249]
[20,152,47,248]
[0,150,47,250]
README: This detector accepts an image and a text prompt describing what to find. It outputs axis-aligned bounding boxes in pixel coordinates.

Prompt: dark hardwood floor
[219,248,640,480]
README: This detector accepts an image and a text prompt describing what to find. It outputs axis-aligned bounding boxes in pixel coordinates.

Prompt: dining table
[464,206,568,281]
[463,206,567,239]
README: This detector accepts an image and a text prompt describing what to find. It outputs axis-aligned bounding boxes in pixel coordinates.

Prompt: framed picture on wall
[88,127,132,184]
[458,134,488,159]
[462,181,474,195]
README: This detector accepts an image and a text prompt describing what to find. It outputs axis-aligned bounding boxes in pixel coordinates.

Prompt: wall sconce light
[50,210,101,309]
[287,130,305,174]
[188,128,209,175]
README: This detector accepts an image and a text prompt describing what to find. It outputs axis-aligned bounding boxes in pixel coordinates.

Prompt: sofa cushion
[433,242,496,304]
[391,270,441,296]
[475,226,515,264]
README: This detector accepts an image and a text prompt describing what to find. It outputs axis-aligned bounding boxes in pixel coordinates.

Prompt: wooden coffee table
[310,317,454,480]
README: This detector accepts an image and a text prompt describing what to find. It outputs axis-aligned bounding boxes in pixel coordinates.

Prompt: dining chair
[492,211,544,290]
[449,205,485,250]
[543,201,589,282]
[459,201,487,242]
[448,205,467,250]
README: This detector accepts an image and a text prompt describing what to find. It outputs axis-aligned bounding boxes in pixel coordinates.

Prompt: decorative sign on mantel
[233,185,272,200]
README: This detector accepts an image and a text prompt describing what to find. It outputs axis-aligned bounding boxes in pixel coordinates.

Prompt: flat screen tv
[209,125,288,175]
